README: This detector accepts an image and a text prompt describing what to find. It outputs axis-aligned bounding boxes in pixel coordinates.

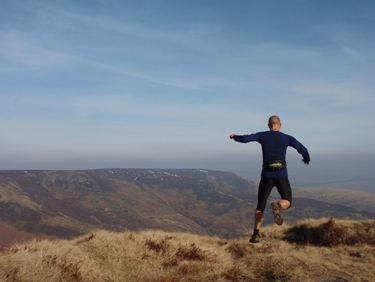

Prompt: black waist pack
[263,159,287,171]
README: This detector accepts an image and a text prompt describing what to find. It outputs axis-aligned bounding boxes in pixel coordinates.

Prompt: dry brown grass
[0,218,374,282]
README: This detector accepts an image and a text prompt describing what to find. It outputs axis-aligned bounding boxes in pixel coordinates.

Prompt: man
[230,115,310,243]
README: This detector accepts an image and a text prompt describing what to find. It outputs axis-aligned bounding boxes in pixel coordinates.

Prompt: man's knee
[279,199,291,210]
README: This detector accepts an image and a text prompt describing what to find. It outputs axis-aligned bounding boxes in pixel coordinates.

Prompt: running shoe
[270,202,283,225]
[249,234,259,243]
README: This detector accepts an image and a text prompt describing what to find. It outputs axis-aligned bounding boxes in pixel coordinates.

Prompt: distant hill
[295,179,375,194]
[293,186,375,214]
[1,169,375,246]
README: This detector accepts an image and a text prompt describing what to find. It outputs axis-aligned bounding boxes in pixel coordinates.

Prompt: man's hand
[229,133,236,139]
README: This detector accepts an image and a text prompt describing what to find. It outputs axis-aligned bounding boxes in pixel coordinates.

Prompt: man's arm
[289,137,310,164]
[229,133,260,143]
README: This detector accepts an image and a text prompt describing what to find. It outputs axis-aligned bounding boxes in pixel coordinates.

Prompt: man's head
[268,115,282,131]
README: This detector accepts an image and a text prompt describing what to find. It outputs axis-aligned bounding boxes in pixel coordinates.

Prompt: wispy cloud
[0,31,73,69]
[290,83,375,108]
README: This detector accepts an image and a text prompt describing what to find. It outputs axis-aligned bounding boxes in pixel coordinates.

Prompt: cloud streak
[0,31,74,69]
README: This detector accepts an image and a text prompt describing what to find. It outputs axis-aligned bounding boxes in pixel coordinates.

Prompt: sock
[253,228,259,235]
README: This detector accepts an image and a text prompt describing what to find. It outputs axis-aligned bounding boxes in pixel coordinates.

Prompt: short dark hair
[268,115,281,124]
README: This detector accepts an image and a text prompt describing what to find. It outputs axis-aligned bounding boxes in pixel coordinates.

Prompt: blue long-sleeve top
[233,131,310,178]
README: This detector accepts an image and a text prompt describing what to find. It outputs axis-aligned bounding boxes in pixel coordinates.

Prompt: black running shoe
[270,202,283,225]
[249,234,259,243]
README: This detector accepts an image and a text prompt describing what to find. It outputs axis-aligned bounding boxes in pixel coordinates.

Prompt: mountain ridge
[1,168,375,246]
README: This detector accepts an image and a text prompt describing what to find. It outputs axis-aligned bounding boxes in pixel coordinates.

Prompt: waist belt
[263,159,287,171]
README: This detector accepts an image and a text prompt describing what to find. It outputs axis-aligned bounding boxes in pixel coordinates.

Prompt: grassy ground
[1,217,374,282]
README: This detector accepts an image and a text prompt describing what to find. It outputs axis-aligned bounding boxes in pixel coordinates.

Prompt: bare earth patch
[0,222,56,248]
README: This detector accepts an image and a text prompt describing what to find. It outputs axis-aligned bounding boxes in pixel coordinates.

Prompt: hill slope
[1,169,375,245]
[293,186,375,213]
[0,218,374,282]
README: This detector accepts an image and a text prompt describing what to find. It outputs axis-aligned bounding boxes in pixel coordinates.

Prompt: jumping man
[230,115,310,243]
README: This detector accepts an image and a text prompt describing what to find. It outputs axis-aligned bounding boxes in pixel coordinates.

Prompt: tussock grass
[1,218,375,282]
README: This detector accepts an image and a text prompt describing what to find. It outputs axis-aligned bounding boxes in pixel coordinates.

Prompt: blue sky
[1,1,374,191]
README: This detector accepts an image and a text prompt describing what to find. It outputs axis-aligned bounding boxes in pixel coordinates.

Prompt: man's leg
[271,178,292,225]
[249,210,263,243]
[254,210,264,230]
[249,178,274,243]
[275,178,292,210]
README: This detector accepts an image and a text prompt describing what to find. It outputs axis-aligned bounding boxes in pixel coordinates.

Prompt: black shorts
[256,177,292,212]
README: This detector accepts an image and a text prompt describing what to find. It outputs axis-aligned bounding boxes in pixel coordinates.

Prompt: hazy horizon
[1,155,374,194]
